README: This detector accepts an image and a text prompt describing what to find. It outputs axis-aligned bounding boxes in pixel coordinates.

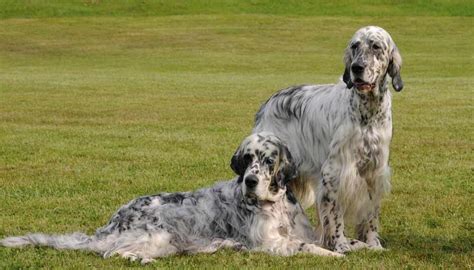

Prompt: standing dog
[253,26,403,253]
[1,133,341,264]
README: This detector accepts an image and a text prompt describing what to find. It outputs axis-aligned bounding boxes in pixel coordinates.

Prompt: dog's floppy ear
[230,144,249,180]
[388,44,403,92]
[342,47,353,89]
[276,144,298,187]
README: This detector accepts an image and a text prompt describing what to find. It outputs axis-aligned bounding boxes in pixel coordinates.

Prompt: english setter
[253,26,403,253]
[1,133,341,264]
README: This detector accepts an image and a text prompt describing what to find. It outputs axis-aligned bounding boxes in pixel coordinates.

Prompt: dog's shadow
[382,232,472,254]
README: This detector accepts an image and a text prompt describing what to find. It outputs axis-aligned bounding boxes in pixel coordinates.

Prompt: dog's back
[254,81,353,208]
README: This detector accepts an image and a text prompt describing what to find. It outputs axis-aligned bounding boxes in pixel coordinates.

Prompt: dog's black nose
[245,175,258,188]
[351,63,365,74]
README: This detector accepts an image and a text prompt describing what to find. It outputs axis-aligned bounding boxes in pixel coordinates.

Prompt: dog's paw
[347,238,369,251]
[368,245,386,251]
[330,250,345,257]
[231,242,248,251]
[120,251,139,262]
[334,242,351,254]
[367,237,386,251]
[303,243,345,257]
[140,257,156,265]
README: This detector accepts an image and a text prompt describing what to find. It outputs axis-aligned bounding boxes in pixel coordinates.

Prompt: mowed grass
[1,0,472,18]
[0,11,472,270]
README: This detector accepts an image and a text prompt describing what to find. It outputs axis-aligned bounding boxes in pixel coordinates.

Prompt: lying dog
[1,133,341,264]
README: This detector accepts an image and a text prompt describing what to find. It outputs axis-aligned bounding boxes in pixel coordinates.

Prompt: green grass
[0,2,473,269]
[1,0,473,18]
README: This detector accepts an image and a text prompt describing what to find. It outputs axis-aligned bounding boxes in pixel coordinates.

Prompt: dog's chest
[355,126,387,175]
[257,204,294,237]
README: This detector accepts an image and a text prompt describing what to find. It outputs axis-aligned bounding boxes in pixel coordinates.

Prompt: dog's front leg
[296,242,344,257]
[259,238,342,257]
[355,168,389,250]
[317,161,351,254]
[356,208,384,250]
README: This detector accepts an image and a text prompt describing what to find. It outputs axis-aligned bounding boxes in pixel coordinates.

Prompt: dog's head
[343,26,403,95]
[230,132,297,205]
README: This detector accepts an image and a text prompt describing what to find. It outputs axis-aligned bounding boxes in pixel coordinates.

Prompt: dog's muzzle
[244,175,258,189]
[353,78,375,92]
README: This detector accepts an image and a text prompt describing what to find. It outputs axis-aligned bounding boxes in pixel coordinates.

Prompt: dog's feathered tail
[1,232,95,251]
[1,230,181,263]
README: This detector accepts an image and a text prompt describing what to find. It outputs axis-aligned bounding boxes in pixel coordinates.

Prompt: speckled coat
[1,133,341,263]
[253,26,404,253]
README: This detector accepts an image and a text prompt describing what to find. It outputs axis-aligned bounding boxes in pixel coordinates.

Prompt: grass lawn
[0,1,472,269]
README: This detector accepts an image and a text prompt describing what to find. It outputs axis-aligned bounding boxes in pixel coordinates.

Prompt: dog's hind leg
[101,230,179,264]
[186,238,248,254]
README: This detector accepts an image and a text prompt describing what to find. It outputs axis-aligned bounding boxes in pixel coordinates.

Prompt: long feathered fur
[253,26,403,253]
[1,133,341,264]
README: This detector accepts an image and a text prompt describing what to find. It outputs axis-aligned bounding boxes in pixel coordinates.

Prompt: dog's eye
[265,159,274,166]
[373,44,381,50]
[350,43,359,50]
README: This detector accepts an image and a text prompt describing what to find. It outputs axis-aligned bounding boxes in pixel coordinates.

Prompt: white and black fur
[253,26,403,253]
[1,133,341,264]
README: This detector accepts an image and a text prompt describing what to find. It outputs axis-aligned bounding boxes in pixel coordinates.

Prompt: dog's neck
[350,78,391,126]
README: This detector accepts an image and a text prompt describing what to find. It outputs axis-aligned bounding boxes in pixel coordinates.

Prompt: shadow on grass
[386,232,472,254]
